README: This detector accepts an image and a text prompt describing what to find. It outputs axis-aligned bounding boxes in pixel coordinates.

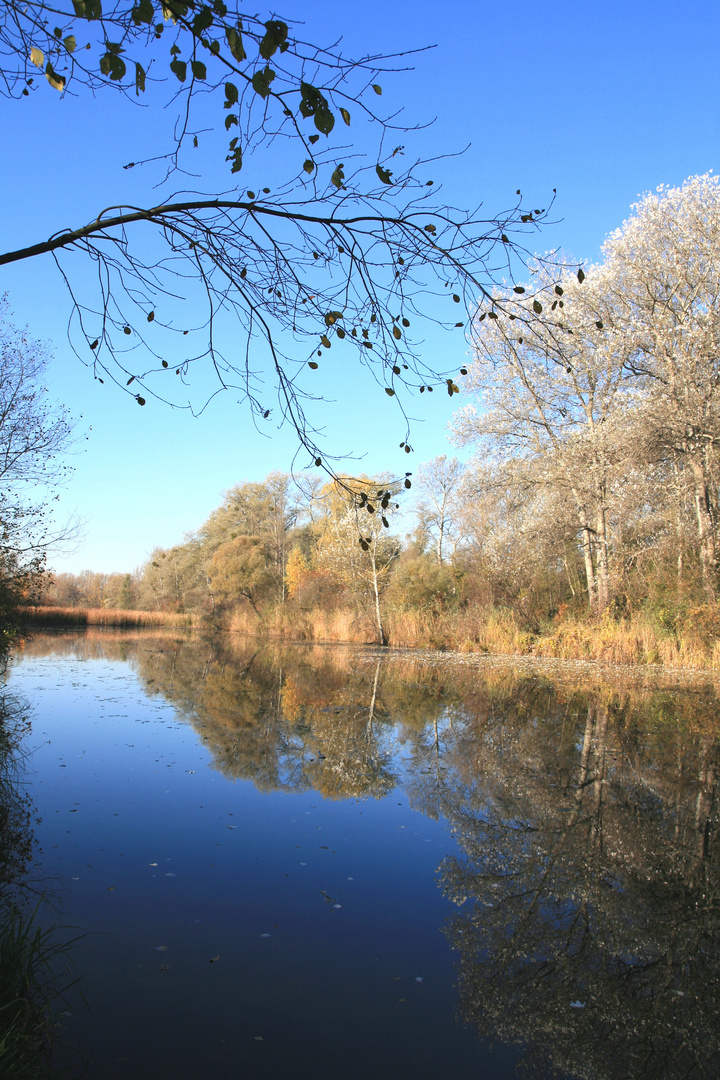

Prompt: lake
[4,631,720,1079]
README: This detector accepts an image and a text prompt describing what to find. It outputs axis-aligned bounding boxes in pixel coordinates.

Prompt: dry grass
[20,605,196,629]
[24,599,720,670]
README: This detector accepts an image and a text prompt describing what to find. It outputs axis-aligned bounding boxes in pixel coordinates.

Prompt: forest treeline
[33,175,720,666]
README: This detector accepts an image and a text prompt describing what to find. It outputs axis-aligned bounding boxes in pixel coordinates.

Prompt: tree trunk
[690,457,717,600]
[370,551,387,646]
[580,524,598,610]
[594,502,611,612]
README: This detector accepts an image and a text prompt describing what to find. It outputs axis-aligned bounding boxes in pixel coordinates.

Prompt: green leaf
[226,146,242,172]
[330,165,345,189]
[212,0,227,15]
[513,285,525,293]
[169,57,186,82]
[134,0,154,22]
[308,133,319,144]
[135,62,145,93]
[136,396,146,406]
[147,311,155,322]
[191,59,207,79]
[339,107,350,126]
[63,35,77,53]
[375,163,392,185]
[372,83,382,94]
[577,268,585,283]
[225,26,246,61]
[320,335,331,348]
[74,0,102,17]
[308,361,318,369]
[303,159,314,174]
[452,293,460,303]
[533,300,543,313]
[251,66,275,98]
[299,83,334,135]
[259,19,288,59]
[224,81,238,105]
[192,6,213,33]
[89,339,99,349]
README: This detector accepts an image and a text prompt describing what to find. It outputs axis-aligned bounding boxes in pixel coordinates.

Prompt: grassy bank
[20,601,720,671]
[20,606,196,629]
[212,602,720,671]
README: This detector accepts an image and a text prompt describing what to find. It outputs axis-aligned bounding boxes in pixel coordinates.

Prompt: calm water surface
[6,631,720,1080]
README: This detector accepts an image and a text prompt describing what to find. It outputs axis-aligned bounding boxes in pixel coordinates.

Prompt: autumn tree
[199,473,300,601]
[209,534,274,615]
[313,476,403,644]
[0,0,553,480]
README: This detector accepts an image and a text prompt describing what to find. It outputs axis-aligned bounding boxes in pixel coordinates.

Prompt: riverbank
[19,602,720,671]
[221,603,720,672]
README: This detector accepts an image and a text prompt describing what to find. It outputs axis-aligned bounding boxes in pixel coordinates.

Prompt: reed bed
[20,605,196,629]
[19,601,720,670]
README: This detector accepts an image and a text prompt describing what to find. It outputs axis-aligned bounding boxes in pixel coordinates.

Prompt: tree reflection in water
[22,633,720,1079]
[434,676,720,1080]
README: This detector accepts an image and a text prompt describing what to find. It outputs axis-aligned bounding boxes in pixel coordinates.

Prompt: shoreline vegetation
[20,602,720,671]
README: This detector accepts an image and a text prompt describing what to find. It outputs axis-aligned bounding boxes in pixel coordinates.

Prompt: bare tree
[413,455,464,564]
[454,265,639,612]
[0,305,76,638]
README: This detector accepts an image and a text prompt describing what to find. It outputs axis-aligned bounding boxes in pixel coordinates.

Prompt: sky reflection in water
[8,632,720,1080]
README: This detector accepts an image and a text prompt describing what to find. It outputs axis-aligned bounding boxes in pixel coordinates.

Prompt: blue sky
[1,0,718,574]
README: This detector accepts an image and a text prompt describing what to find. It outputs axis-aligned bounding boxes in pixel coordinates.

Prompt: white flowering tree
[598,174,720,599]
[453,265,639,612]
